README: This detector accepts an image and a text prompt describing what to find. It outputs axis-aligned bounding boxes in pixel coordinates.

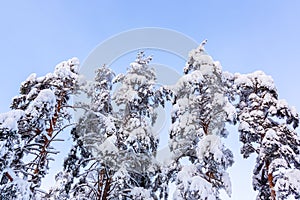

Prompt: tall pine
[169,41,235,199]
[0,58,79,199]
[234,71,300,199]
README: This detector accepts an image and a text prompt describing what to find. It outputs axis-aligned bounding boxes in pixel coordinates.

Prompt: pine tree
[60,52,163,199]
[0,58,79,199]
[109,52,161,199]
[233,71,300,199]
[57,65,116,200]
[1,43,300,200]
[169,41,235,199]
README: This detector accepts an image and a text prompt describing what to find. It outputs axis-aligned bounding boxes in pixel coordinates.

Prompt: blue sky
[1,1,300,199]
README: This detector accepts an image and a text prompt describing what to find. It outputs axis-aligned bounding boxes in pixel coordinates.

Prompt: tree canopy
[0,43,299,200]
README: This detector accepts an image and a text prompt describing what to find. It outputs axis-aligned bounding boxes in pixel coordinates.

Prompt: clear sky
[1,1,300,199]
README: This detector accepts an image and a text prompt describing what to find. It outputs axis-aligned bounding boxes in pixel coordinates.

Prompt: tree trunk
[266,161,276,200]
[34,93,64,176]
[102,176,112,200]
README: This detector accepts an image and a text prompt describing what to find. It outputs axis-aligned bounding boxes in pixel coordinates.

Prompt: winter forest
[1,42,300,200]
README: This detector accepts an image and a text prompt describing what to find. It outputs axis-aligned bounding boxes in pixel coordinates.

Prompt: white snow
[249,93,258,100]
[262,93,273,104]
[274,169,300,197]
[254,71,275,91]
[212,93,225,106]
[277,99,288,110]
[290,106,298,118]
[98,136,118,154]
[249,110,264,118]
[268,105,277,115]
[196,135,223,163]
[199,64,214,76]
[269,158,288,174]
[68,57,80,73]
[262,129,279,144]
[284,169,300,191]
[238,121,250,132]
[224,101,236,122]
[0,177,32,200]
[189,176,215,199]
[104,116,116,135]
[221,172,232,197]
[177,165,197,190]
[130,187,153,200]
[175,165,216,200]
[0,109,24,131]
[23,73,37,84]
[234,71,276,91]
[234,73,253,88]
[54,57,79,79]
[173,70,204,95]
[33,89,56,105]
[26,89,56,118]
[187,41,214,71]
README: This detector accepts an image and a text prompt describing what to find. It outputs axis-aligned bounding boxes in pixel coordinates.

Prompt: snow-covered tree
[0,58,79,199]
[51,65,116,200]
[233,71,300,199]
[168,41,235,199]
[1,42,300,200]
[59,52,163,199]
[109,52,162,199]
[112,52,160,154]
